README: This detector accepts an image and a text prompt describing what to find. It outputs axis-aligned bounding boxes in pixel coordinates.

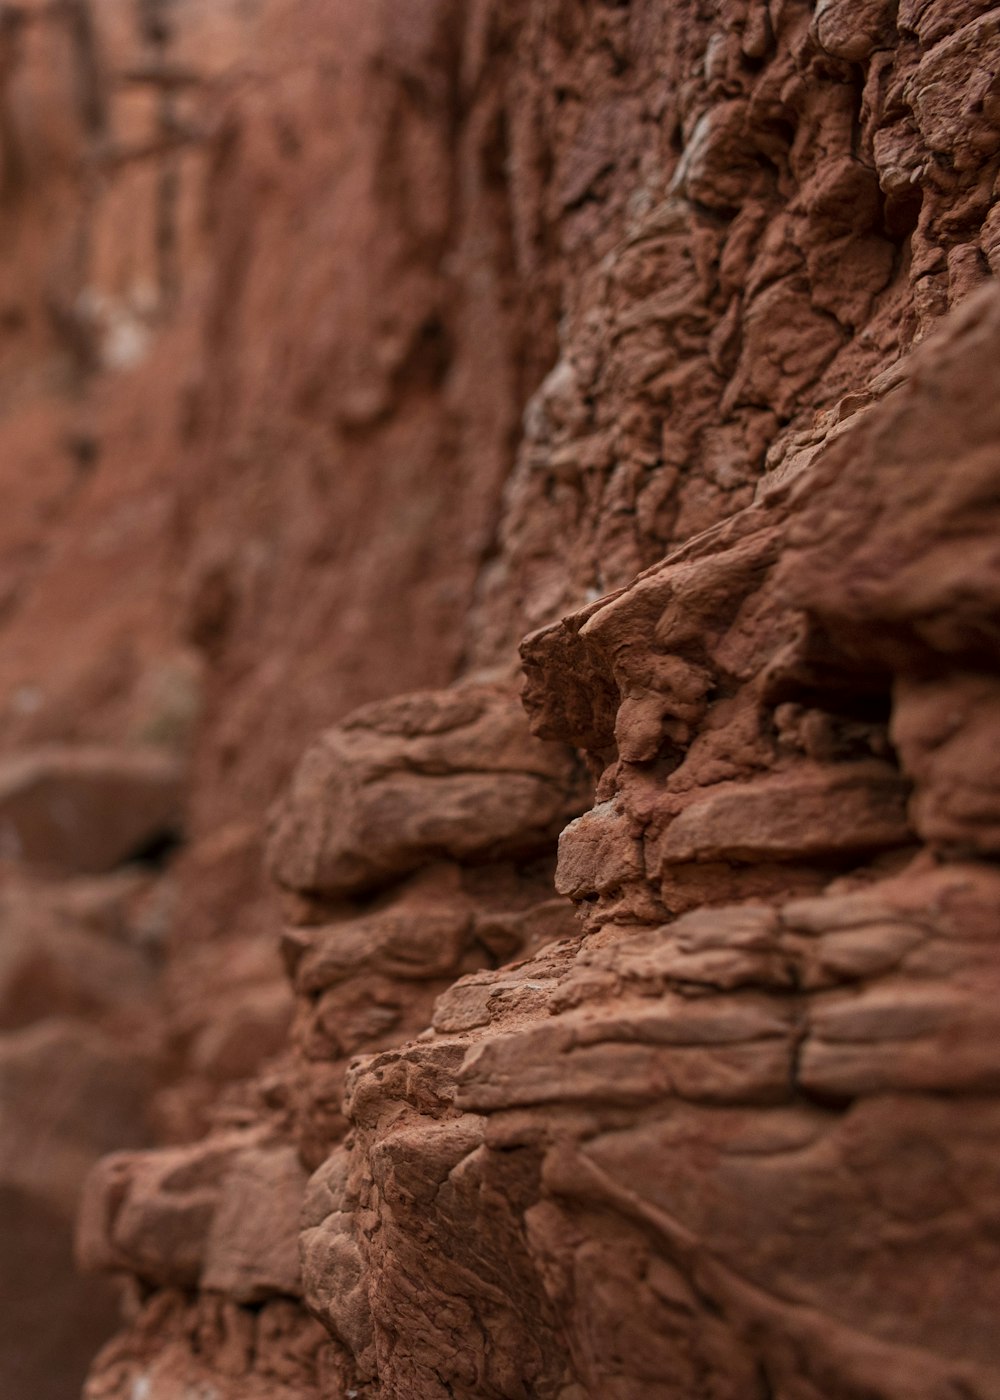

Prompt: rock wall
[1,0,999,1398]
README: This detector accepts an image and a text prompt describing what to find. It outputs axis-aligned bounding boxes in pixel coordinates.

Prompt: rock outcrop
[294,286,1000,1399]
[1,0,999,1398]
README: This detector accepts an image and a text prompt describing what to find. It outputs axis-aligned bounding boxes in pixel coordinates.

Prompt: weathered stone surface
[285,289,1000,1398]
[652,763,911,866]
[78,1137,238,1289]
[268,685,587,899]
[308,868,1000,1398]
[77,1133,307,1302]
[200,1145,307,1302]
[0,0,996,1397]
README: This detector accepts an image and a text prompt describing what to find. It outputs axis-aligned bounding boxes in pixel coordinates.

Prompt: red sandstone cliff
[1,1,1000,1397]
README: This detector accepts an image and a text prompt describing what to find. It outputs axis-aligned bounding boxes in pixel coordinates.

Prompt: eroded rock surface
[268,686,588,901]
[0,0,998,1397]
[283,284,1000,1400]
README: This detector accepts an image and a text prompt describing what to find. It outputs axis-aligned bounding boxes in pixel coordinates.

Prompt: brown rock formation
[305,286,1000,1399]
[0,0,998,1397]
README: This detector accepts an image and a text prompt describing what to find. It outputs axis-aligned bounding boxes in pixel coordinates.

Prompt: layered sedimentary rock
[81,284,1000,1399]
[1,0,999,1397]
[296,287,1000,1399]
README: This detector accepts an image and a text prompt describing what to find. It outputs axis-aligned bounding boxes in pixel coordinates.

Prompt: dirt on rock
[1,1,999,1398]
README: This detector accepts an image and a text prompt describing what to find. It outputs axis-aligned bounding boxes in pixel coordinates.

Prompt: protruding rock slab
[267,685,586,898]
[78,1135,307,1302]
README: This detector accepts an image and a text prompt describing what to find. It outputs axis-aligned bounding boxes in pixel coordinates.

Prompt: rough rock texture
[1,0,1000,1397]
[306,288,1000,1399]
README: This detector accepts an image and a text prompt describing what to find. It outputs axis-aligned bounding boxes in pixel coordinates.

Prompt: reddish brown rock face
[1,0,999,1398]
[280,288,1000,1400]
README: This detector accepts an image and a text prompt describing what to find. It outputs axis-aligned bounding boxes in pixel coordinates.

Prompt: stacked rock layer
[0,1,999,1398]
